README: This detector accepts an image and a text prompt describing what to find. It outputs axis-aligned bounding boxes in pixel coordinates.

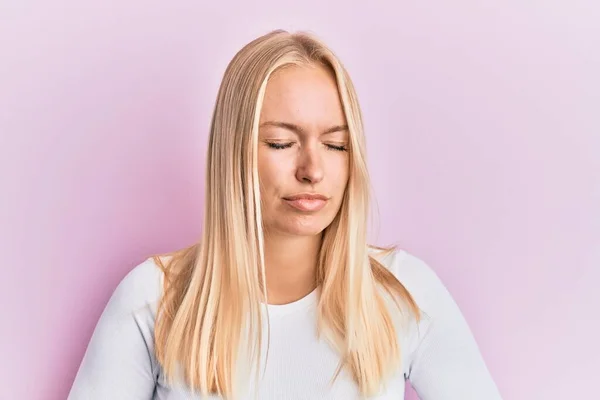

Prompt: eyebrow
[259,121,348,136]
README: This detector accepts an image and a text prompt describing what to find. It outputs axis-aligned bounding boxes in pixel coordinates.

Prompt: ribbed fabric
[68,249,502,399]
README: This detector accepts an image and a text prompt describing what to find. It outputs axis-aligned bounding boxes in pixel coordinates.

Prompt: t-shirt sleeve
[393,251,503,400]
[68,259,162,400]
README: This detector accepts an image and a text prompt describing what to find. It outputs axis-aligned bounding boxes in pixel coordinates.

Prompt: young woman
[68,29,502,399]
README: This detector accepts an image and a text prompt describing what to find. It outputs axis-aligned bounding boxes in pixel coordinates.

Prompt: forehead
[259,64,347,128]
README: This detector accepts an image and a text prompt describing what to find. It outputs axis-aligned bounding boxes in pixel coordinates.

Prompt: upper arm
[68,260,160,400]
[395,252,503,400]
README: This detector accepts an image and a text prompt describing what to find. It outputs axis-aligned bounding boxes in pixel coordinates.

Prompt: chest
[154,318,408,400]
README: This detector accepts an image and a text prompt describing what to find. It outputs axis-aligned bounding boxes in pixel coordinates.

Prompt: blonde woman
[68,30,502,399]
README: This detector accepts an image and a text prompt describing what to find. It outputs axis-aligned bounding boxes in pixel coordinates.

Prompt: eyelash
[266,142,348,152]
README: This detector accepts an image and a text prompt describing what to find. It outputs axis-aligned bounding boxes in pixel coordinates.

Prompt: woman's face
[257,64,349,237]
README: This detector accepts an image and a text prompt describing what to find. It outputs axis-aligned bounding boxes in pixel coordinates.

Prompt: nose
[295,143,324,184]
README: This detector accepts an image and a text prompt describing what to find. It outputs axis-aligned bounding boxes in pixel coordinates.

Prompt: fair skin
[258,63,349,305]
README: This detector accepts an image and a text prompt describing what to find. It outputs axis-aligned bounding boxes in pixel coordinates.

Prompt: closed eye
[326,144,348,152]
[266,142,294,150]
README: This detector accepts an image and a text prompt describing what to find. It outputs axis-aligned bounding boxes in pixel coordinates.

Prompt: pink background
[1,1,598,399]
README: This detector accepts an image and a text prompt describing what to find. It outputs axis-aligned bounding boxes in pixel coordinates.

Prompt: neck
[262,231,322,305]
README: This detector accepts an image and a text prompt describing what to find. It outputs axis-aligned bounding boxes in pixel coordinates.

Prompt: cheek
[258,152,288,196]
[327,156,350,191]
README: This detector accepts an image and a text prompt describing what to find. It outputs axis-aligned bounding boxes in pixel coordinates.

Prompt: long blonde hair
[153,29,420,398]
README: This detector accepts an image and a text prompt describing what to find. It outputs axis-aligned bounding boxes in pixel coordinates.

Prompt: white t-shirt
[68,249,502,399]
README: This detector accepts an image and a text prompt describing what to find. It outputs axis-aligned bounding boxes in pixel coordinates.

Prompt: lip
[283,193,329,201]
[282,193,329,212]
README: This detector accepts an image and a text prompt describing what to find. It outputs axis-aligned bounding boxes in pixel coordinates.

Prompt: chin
[275,218,331,237]
[284,226,326,237]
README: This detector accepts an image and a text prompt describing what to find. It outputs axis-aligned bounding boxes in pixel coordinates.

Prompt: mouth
[282,193,329,212]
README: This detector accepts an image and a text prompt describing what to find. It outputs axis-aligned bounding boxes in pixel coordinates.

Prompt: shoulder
[370,247,454,318]
[104,257,165,319]
[371,247,469,364]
